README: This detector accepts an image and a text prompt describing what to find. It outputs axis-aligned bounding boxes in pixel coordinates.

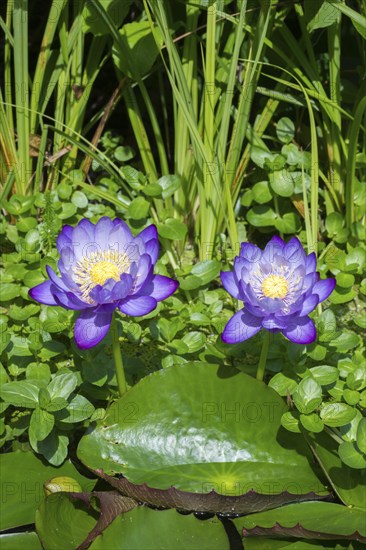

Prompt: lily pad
[78,363,328,514]
[0,451,96,531]
[234,502,366,542]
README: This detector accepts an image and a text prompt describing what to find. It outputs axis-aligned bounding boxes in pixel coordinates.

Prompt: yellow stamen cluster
[73,249,130,302]
[261,274,289,299]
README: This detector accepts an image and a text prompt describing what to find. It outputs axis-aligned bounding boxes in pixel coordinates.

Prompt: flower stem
[111,314,127,397]
[256,331,270,382]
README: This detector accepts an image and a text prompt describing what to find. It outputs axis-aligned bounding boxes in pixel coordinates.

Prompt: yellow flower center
[261,274,288,299]
[73,249,130,302]
[89,261,120,286]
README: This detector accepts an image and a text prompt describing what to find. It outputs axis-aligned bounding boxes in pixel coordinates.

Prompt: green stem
[111,314,127,396]
[256,331,270,382]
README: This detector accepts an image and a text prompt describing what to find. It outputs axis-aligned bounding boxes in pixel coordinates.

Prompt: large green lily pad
[78,363,328,513]
[0,451,96,531]
[234,502,366,542]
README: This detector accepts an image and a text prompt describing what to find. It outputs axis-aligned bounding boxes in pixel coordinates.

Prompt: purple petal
[72,223,94,261]
[139,275,178,301]
[145,238,159,264]
[283,237,306,265]
[53,289,88,310]
[239,243,262,263]
[119,295,157,316]
[138,224,158,244]
[111,274,134,301]
[94,217,114,246]
[312,278,336,302]
[221,309,262,344]
[262,237,286,263]
[306,252,316,274]
[262,316,287,331]
[56,225,73,253]
[110,220,133,252]
[282,316,316,345]
[220,271,241,299]
[46,265,71,292]
[74,306,114,349]
[133,254,153,293]
[298,294,319,316]
[29,281,58,306]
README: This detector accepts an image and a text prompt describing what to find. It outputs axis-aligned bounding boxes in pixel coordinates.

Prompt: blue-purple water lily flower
[221,236,336,345]
[29,217,179,349]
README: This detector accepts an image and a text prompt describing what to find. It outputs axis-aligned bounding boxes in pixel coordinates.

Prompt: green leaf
[47,373,78,400]
[357,418,366,454]
[0,283,21,301]
[338,441,366,470]
[235,502,365,540]
[274,212,301,234]
[36,493,97,549]
[38,388,51,409]
[347,367,366,390]
[0,381,39,408]
[305,1,340,32]
[325,212,344,235]
[57,395,95,424]
[45,397,69,412]
[29,406,54,444]
[114,21,163,79]
[276,117,295,144]
[82,0,132,36]
[293,377,322,414]
[335,272,355,288]
[128,197,150,220]
[320,403,357,427]
[78,363,327,513]
[0,532,42,549]
[90,507,229,550]
[71,191,88,209]
[300,413,324,433]
[308,431,366,508]
[281,411,301,433]
[309,365,338,385]
[157,175,181,199]
[181,331,206,353]
[268,373,297,396]
[157,218,187,240]
[252,181,273,204]
[0,451,95,531]
[35,430,69,466]
[247,205,277,227]
[190,260,221,285]
[114,145,135,162]
[329,332,360,352]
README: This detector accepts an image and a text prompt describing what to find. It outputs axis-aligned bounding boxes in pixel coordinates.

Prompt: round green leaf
[157,218,187,240]
[246,205,277,227]
[335,273,354,288]
[127,197,150,220]
[292,377,322,414]
[299,413,324,433]
[157,175,181,199]
[320,403,357,427]
[71,191,88,209]
[280,411,301,433]
[0,283,20,302]
[252,181,272,204]
[29,407,54,444]
[357,418,366,454]
[114,145,135,162]
[274,212,300,234]
[78,363,327,513]
[268,373,297,396]
[270,170,294,197]
[338,441,366,470]
[309,365,338,385]
[276,117,295,144]
[343,389,360,406]
[347,367,366,390]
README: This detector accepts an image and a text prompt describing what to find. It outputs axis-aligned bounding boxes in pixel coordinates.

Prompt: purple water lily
[221,236,335,345]
[29,217,178,349]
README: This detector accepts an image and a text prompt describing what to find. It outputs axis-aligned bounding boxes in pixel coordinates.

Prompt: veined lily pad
[78,363,328,514]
